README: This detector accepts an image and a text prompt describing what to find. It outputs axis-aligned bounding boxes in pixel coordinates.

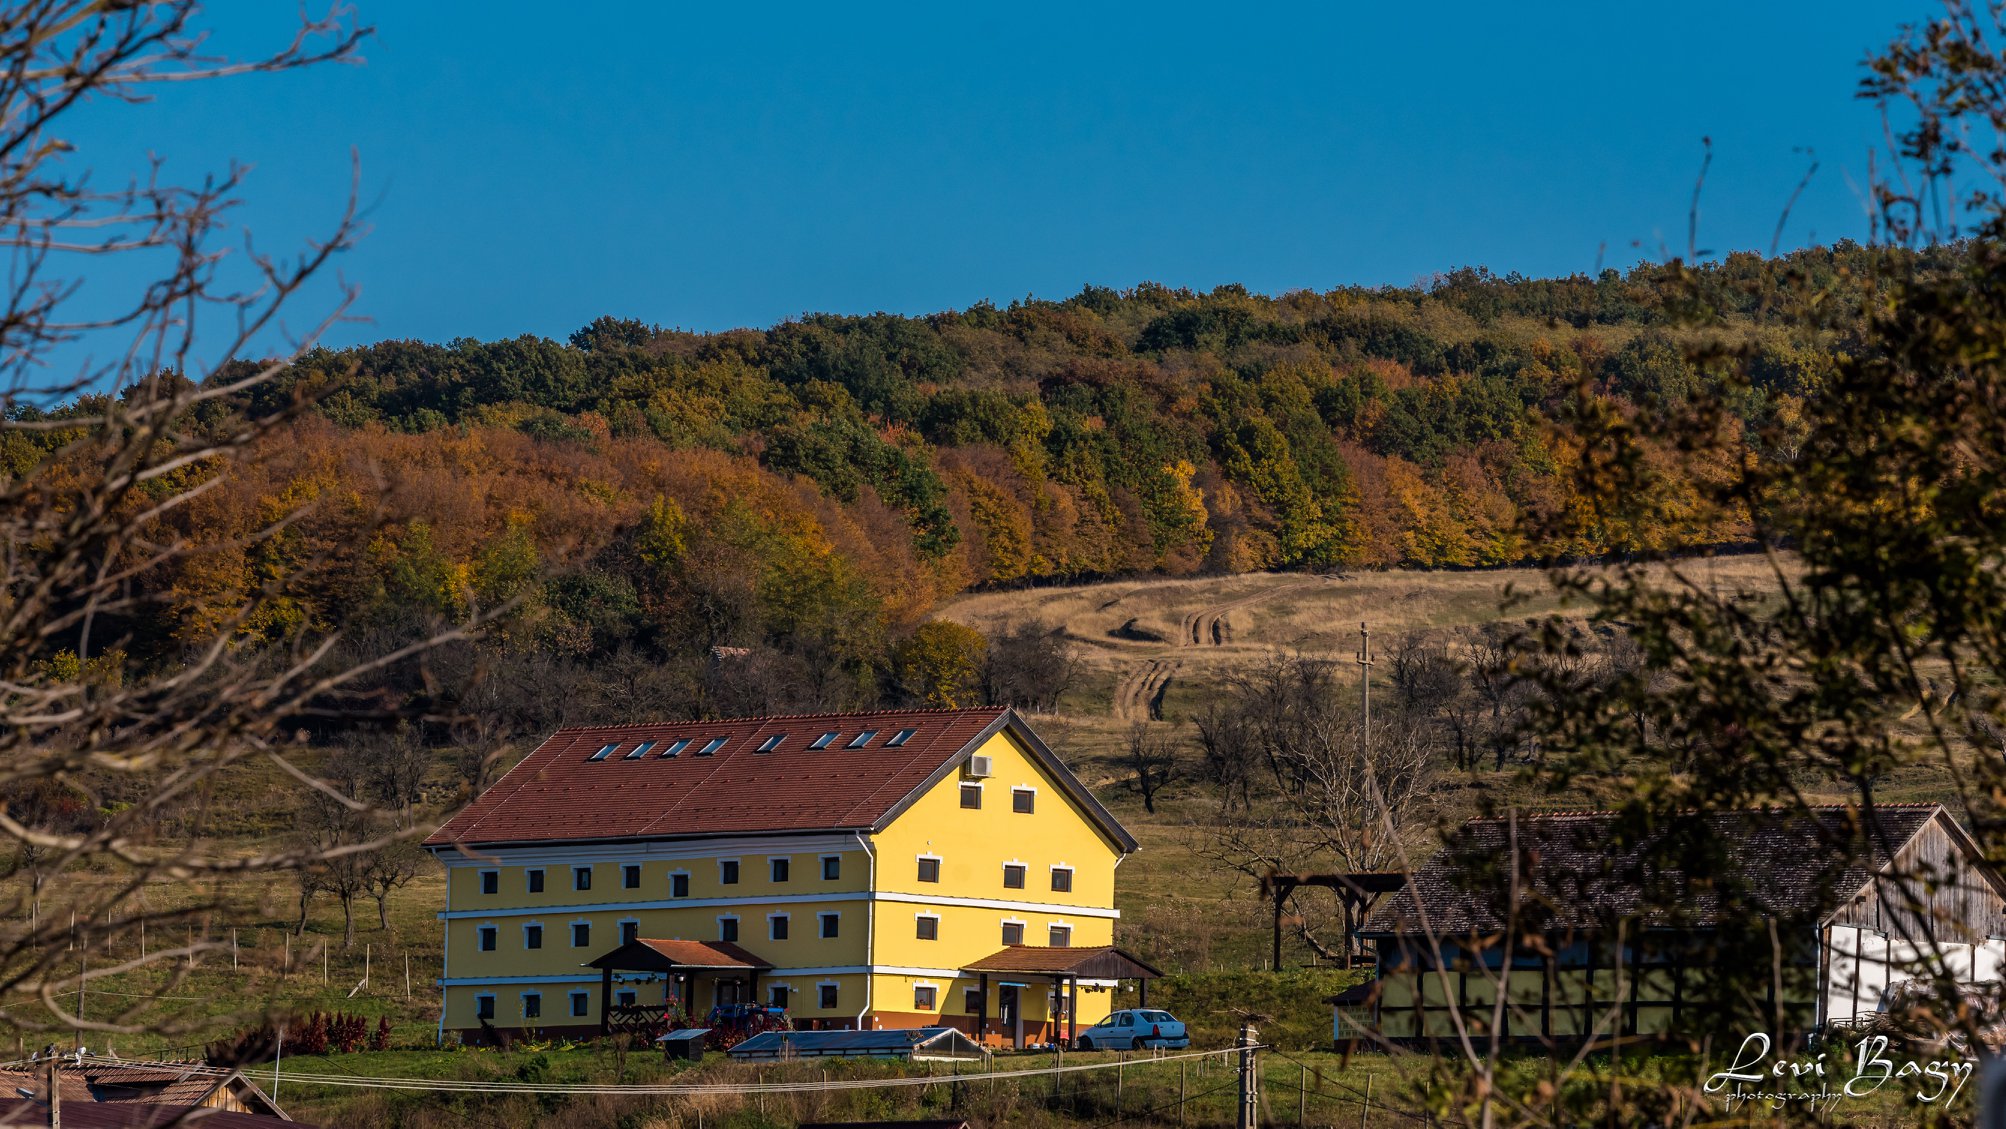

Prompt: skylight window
[661,738,690,758]
[624,741,656,760]
[809,732,838,750]
[697,737,727,756]
[758,734,785,752]
[847,730,878,749]
[887,728,916,747]
[589,743,620,761]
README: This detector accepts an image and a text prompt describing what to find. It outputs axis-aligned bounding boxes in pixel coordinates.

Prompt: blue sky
[74,2,1921,353]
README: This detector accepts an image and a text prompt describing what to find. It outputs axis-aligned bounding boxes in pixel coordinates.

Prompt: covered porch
[585,938,772,1037]
[961,944,1163,1050]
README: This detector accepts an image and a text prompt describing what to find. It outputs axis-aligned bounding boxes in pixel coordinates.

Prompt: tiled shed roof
[587,938,771,971]
[426,707,1136,851]
[1363,804,1953,937]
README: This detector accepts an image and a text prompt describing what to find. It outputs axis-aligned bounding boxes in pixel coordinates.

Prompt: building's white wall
[1823,927,2006,1023]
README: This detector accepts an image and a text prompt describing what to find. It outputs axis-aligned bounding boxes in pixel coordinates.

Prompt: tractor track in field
[1177,577,1330,647]
[1111,658,1178,722]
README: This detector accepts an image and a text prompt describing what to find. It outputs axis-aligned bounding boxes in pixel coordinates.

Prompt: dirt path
[1177,577,1328,647]
[1111,658,1178,721]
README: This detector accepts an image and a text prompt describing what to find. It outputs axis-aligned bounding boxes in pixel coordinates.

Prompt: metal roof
[425,708,1137,853]
[727,1027,987,1061]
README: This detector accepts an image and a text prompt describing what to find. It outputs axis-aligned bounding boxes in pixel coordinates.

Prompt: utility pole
[1357,622,1373,755]
[1237,1023,1260,1129]
[44,1047,59,1129]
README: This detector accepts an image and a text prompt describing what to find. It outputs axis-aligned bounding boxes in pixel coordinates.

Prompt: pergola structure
[585,938,771,1037]
[960,945,1162,1049]
[1258,870,1408,972]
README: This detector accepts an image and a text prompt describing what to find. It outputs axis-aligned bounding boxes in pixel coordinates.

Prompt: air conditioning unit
[964,754,993,779]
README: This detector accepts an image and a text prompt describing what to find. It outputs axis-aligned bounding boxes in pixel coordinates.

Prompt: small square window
[479,870,498,895]
[770,915,790,941]
[570,992,589,1018]
[662,738,690,757]
[758,734,785,752]
[847,730,878,748]
[810,732,838,749]
[1003,864,1026,889]
[819,984,839,1009]
[770,985,790,1008]
[964,987,983,1014]
[622,864,641,889]
[917,857,940,883]
[697,737,726,756]
[477,926,497,952]
[620,920,638,945]
[1002,921,1024,945]
[887,728,916,747]
[524,924,543,950]
[914,985,937,1010]
[625,741,655,759]
[720,917,739,943]
[821,856,841,881]
[476,995,495,1020]
[617,989,636,1007]
[916,916,939,941]
[589,743,619,761]
[571,922,590,948]
[771,858,790,883]
[1051,867,1073,893]
[573,866,593,892]
[721,860,740,885]
[1049,925,1072,947]
[523,993,542,1019]
[671,872,690,898]
[820,913,840,939]
[527,869,545,894]
[1013,789,1035,814]
[960,783,982,809]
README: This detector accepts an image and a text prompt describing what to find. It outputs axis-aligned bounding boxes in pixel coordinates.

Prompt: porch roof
[585,938,772,973]
[960,944,1162,980]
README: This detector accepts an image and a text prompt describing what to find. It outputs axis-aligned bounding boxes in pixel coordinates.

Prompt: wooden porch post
[978,973,988,1044]
[599,966,612,1036]
[1138,977,1148,1009]
[1272,883,1286,972]
[1067,976,1078,1047]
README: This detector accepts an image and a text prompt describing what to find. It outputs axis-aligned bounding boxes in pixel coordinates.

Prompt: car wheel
[1076,1036,1093,1051]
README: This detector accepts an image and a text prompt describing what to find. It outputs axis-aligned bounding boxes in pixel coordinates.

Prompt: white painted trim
[619,862,643,890]
[570,864,595,892]
[718,858,743,886]
[475,922,499,952]
[568,918,593,948]
[818,911,841,939]
[1011,785,1038,814]
[716,914,741,943]
[444,964,970,988]
[434,832,866,868]
[524,867,546,894]
[818,854,843,881]
[436,889,1120,921]
[520,921,544,950]
[768,856,792,883]
[668,869,691,898]
[478,868,500,894]
[768,911,791,941]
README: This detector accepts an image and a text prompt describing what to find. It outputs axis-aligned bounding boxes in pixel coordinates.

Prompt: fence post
[1237,1024,1259,1129]
[231,928,238,971]
[1179,1059,1187,1126]
[1299,1062,1306,1126]
[405,954,411,1000]
[1361,1073,1373,1129]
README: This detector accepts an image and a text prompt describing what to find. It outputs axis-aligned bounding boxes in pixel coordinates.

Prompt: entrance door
[717,979,741,1007]
[999,986,1022,1050]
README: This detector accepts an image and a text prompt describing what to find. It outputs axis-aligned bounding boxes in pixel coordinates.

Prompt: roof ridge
[548,706,1008,733]
[1464,802,1944,825]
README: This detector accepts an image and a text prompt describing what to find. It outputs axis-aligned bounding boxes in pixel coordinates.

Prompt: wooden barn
[1340,803,2006,1045]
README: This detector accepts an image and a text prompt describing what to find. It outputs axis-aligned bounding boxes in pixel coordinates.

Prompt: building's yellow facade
[433,711,1132,1045]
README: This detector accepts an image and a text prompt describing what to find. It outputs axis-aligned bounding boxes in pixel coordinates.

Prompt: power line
[1090,1078,1242,1128]
[1262,1046,1429,1125]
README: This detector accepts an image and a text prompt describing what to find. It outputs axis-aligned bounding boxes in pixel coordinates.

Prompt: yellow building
[425,707,1142,1047]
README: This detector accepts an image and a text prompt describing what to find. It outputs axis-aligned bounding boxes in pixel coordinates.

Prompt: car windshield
[1144,1011,1175,1022]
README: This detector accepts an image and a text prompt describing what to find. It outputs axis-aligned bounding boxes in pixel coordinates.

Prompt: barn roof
[1362,804,1955,938]
[425,707,1136,852]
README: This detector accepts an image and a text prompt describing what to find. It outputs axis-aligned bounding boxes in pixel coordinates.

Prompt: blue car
[1074,1009,1190,1051]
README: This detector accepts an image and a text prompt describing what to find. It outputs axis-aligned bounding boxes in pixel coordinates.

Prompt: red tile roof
[428,707,1032,848]
[587,938,772,971]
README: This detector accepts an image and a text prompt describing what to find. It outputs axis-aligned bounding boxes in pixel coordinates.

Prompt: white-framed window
[1012,787,1037,814]
[770,857,791,883]
[719,858,741,885]
[661,738,690,757]
[526,868,545,894]
[670,870,691,898]
[573,865,593,891]
[476,924,498,952]
[820,855,842,881]
[1001,919,1025,945]
[917,854,941,883]
[769,913,791,941]
[818,982,839,1009]
[915,913,940,941]
[571,920,591,948]
[1050,865,1074,893]
[718,915,740,943]
[616,988,637,1007]
[697,737,726,756]
[622,863,641,889]
[769,983,790,1008]
[619,918,639,946]
[521,991,542,1020]
[569,991,590,1018]
[1049,923,1073,947]
[809,731,838,749]
[960,782,983,809]
[521,922,544,950]
[1002,862,1026,889]
[819,912,840,939]
[758,734,785,752]
[964,986,984,1014]
[887,727,916,747]
[475,993,496,1021]
[913,983,938,1010]
[479,869,499,895]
